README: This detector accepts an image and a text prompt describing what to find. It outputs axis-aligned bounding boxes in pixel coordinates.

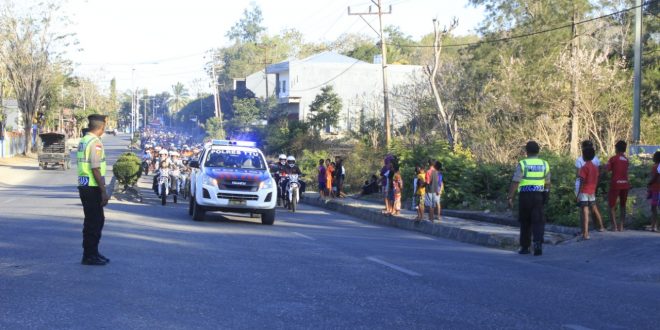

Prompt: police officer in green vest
[508,141,551,256]
[77,114,110,266]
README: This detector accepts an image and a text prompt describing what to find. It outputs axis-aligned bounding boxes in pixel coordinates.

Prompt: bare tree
[0,2,71,155]
[425,17,458,148]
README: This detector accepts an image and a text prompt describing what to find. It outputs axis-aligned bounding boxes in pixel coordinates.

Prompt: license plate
[229,199,246,205]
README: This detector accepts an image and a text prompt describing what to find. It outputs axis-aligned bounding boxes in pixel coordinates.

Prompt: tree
[204,117,225,139]
[169,82,189,114]
[226,3,266,43]
[308,85,342,133]
[0,2,72,154]
[225,97,262,135]
[426,18,458,148]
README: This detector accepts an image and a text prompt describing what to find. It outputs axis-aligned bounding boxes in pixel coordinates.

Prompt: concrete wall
[245,70,276,99]
[284,62,423,132]
[0,133,26,158]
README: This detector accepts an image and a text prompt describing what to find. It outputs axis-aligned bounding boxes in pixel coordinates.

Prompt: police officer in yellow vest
[508,141,551,256]
[77,114,110,266]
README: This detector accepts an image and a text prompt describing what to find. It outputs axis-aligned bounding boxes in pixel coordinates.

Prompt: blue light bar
[211,140,257,147]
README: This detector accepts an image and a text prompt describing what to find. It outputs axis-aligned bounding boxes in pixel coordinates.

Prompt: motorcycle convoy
[141,135,305,211]
[142,138,197,206]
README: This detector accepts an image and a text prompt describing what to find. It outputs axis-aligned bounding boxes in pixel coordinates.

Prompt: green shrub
[113,152,142,187]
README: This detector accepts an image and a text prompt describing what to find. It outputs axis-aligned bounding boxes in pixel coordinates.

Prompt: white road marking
[2,197,17,204]
[366,257,421,277]
[292,232,316,241]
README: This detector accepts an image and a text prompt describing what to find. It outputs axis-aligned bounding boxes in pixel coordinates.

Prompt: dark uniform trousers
[518,191,545,248]
[78,186,105,257]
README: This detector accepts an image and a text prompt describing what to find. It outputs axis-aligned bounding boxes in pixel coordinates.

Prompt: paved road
[1,134,659,329]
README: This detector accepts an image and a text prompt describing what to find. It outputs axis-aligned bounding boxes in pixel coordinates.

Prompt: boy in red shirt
[606,140,631,231]
[577,147,603,240]
[647,151,660,232]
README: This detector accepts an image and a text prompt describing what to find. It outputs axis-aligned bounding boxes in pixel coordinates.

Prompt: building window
[282,80,287,94]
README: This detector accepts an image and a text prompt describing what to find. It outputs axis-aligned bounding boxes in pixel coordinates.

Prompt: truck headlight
[259,178,274,190]
[203,175,217,186]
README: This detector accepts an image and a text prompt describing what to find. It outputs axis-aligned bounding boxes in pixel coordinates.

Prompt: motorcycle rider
[280,155,306,199]
[153,149,171,194]
[169,151,184,192]
[271,154,288,203]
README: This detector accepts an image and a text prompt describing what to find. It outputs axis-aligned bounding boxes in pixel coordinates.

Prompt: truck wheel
[192,199,205,221]
[261,209,275,225]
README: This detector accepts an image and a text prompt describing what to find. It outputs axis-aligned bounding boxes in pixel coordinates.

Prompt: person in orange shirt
[325,159,334,198]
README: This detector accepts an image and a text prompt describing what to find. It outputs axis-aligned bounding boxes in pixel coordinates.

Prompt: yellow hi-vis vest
[77,133,106,187]
[518,158,549,192]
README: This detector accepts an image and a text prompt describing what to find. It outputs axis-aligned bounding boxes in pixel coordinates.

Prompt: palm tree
[168,82,190,114]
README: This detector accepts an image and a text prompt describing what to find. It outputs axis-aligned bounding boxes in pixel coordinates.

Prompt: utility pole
[632,0,643,145]
[130,68,135,135]
[143,94,148,130]
[210,54,224,130]
[349,0,392,147]
[569,6,580,157]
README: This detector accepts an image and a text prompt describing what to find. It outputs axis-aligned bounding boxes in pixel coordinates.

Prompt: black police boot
[518,247,531,255]
[97,253,110,263]
[81,255,106,266]
[533,242,543,256]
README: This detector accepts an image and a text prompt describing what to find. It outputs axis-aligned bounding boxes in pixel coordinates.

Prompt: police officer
[508,141,551,256]
[77,114,110,266]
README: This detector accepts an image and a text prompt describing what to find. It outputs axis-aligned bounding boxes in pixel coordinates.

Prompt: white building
[261,51,423,133]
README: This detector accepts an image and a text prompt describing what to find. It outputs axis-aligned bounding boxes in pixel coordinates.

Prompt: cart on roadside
[38,132,71,170]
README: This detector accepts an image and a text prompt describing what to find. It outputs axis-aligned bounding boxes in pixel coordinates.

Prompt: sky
[61,0,485,96]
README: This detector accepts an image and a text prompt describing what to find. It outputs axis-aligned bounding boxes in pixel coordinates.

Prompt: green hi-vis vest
[77,134,106,187]
[518,158,549,192]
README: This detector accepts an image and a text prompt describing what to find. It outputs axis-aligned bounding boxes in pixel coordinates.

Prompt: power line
[390,0,658,49]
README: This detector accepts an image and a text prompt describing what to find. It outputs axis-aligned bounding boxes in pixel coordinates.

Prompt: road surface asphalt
[1,134,658,329]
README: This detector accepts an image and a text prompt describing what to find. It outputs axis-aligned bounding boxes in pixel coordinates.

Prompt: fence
[0,132,27,158]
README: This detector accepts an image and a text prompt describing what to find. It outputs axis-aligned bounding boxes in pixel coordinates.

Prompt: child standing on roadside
[415,166,426,221]
[317,159,326,198]
[392,165,403,216]
[577,147,601,240]
[606,140,631,231]
[647,151,660,232]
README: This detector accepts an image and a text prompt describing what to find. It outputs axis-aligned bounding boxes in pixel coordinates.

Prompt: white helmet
[159,149,168,155]
[279,154,287,164]
[287,155,296,167]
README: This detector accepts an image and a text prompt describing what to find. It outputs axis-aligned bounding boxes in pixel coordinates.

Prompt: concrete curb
[440,210,581,236]
[107,176,117,199]
[302,196,570,250]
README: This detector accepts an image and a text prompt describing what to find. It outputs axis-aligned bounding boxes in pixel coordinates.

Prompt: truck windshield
[204,149,266,170]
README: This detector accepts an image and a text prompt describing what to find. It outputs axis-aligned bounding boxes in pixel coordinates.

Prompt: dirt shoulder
[0,156,39,186]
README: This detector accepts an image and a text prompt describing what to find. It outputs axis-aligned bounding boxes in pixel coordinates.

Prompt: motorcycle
[141,159,151,176]
[157,169,174,205]
[277,174,288,207]
[171,167,182,204]
[287,174,301,213]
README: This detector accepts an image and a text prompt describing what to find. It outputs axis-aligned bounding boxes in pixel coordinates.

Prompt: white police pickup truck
[188,140,277,224]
